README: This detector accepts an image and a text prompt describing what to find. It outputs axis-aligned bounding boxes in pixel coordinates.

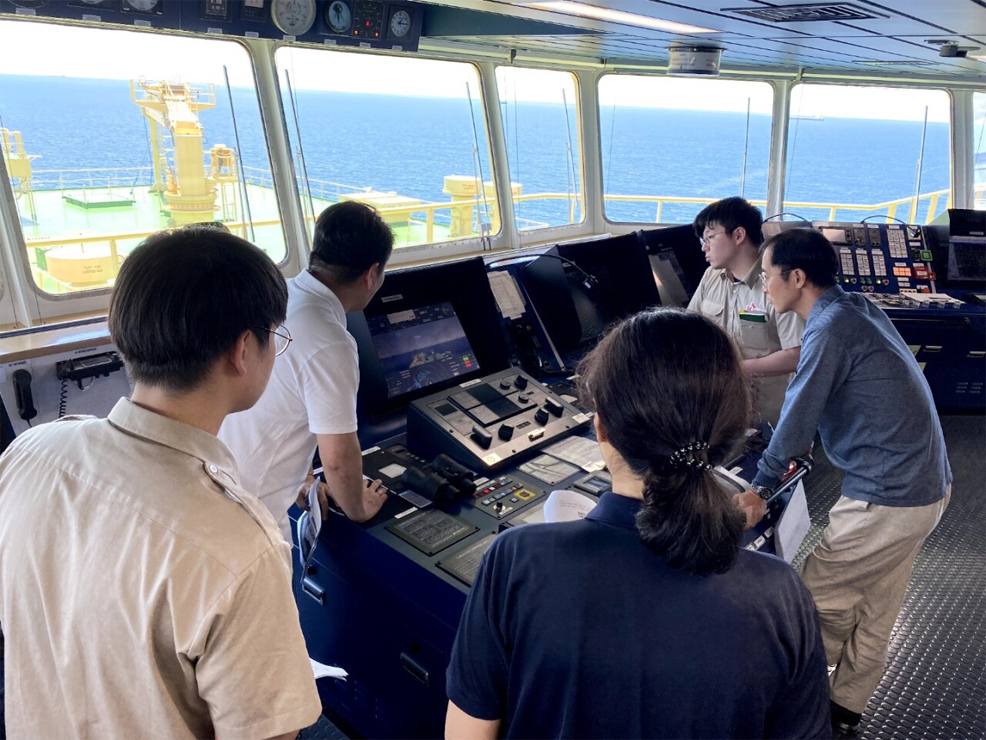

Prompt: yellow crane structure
[1,127,39,222]
[131,78,240,226]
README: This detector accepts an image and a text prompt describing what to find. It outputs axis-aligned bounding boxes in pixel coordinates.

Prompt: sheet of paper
[487,270,527,320]
[775,481,811,564]
[542,435,605,472]
[543,489,597,523]
[518,454,581,485]
[310,658,348,681]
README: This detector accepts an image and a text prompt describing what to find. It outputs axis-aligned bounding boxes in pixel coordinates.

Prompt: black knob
[498,423,515,440]
[517,393,530,404]
[499,379,511,390]
[471,425,493,448]
[534,407,550,425]
[545,397,564,417]
[494,502,504,513]
[514,375,529,389]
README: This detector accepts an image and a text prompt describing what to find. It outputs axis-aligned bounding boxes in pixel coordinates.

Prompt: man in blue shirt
[736,228,952,736]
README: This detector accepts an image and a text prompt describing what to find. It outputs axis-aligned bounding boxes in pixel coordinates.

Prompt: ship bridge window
[786,84,951,224]
[974,92,985,211]
[0,20,286,297]
[598,75,773,225]
[495,67,583,231]
[274,47,498,251]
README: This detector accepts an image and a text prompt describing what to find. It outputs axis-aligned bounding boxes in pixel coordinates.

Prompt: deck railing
[18,181,986,294]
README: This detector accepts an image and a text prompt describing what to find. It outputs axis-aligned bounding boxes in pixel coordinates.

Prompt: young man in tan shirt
[689,197,805,426]
[0,228,321,739]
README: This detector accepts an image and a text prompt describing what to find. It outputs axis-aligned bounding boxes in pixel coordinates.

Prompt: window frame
[0,23,291,311]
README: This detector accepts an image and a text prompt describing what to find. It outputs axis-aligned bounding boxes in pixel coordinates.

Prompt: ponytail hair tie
[668,441,712,472]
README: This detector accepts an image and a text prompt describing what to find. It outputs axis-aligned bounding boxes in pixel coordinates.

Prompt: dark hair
[310,201,394,284]
[578,309,751,575]
[108,227,288,392]
[693,197,764,247]
[764,228,839,289]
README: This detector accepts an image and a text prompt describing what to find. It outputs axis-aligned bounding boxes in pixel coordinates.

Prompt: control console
[816,221,936,293]
[406,368,591,471]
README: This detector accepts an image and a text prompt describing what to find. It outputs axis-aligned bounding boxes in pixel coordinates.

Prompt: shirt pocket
[738,315,771,353]
[701,299,726,328]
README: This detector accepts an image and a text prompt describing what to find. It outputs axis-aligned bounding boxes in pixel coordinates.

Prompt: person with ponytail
[445,308,829,740]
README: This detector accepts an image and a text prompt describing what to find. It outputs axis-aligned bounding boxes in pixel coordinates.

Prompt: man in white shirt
[0,227,321,739]
[221,201,393,540]
[688,197,805,426]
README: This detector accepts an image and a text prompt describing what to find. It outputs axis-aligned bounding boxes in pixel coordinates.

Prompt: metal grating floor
[1,415,983,739]
[793,414,986,740]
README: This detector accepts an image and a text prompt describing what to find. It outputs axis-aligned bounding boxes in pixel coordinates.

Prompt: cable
[486,253,598,290]
[58,378,68,419]
[861,214,908,225]
[764,212,811,223]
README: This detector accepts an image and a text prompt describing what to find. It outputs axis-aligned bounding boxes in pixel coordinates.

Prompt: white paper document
[310,658,348,681]
[775,481,811,563]
[487,270,527,320]
[543,435,606,472]
[543,489,597,523]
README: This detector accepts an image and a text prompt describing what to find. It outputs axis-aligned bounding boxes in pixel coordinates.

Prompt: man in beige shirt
[688,197,805,426]
[0,228,321,739]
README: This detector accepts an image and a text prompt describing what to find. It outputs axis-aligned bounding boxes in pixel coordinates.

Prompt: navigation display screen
[368,302,481,399]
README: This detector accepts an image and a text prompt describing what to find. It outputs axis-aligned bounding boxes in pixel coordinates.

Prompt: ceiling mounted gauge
[7,0,49,8]
[271,0,317,36]
[389,8,411,39]
[123,0,161,12]
[325,0,351,33]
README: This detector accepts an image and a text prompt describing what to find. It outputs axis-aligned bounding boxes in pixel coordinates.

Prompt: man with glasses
[689,197,804,426]
[735,228,951,738]
[221,201,393,540]
[0,227,321,739]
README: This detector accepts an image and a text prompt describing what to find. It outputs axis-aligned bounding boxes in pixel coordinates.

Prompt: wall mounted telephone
[12,369,37,422]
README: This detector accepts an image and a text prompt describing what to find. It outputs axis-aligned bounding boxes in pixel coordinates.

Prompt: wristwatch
[752,484,775,501]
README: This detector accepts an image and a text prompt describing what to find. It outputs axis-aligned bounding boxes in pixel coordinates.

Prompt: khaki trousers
[799,488,950,713]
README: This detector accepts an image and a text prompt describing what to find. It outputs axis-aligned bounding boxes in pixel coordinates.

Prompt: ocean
[0,74,952,228]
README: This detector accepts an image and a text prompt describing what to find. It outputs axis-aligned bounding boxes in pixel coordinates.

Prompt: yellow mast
[130,78,230,226]
[1,127,39,222]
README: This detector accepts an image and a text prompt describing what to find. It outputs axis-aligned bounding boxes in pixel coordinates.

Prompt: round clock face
[124,0,159,11]
[271,0,317,36]
[325,0,351,33]
[389,8,411,38]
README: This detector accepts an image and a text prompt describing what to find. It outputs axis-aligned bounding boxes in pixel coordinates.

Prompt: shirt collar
[716,255,763,288]
[585,491,641,530]
[295,269,346,322]
[807,284,845,325]
[107,398,241,491]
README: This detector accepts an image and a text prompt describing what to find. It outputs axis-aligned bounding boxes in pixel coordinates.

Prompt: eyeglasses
[760,268,793,284]
[701,230,729,247]
[257,325,293,355]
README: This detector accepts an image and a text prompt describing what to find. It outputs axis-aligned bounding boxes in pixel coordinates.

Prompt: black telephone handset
[12,369,38,422]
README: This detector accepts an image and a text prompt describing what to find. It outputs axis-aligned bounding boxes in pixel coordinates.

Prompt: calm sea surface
[0,75,951,226]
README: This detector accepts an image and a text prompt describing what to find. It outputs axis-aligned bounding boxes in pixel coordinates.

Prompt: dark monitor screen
[638,225,706,300]
[522,233,660,354]
[948,240,986,284]
[368,302,481,399]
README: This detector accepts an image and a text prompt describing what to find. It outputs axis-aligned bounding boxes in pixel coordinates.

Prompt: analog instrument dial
[271,0,317,36]
[325,0,352,33]
[389,8,411,38]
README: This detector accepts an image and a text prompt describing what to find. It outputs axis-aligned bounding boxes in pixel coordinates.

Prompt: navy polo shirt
[447,492,830,739]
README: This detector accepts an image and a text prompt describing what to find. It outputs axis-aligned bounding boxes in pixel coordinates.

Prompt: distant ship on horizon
[792,113,825,121]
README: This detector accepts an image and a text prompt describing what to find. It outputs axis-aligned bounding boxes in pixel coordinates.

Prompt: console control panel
[816,222,936,294]
[406,368,592,471]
